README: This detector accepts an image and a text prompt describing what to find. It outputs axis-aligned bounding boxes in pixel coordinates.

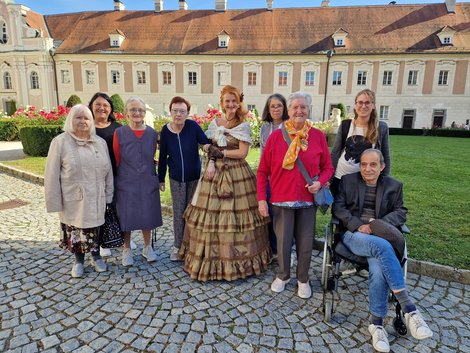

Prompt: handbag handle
[280,123,319,186]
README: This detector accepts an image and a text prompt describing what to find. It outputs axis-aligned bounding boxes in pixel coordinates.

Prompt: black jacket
[332,172,407,234]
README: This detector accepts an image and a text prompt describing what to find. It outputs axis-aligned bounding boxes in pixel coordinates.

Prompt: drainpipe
[322,49,335,121]
[48,48,60,107]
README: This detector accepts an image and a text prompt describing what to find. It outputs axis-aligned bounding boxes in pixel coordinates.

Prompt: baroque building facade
[1,0,469,128]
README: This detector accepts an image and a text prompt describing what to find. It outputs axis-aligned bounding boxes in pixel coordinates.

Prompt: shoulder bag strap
[280,123,315,186]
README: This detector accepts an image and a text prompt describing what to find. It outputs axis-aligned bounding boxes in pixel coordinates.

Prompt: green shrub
[336,103,347,118]
[389,127,470,138]
[154,117,171,134]
[0,118,21,141]
[111,94,125,113]
[20,125,63,157]
[66,94,82,107]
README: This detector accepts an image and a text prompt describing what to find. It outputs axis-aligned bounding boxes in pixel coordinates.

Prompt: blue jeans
[341,231,406,318]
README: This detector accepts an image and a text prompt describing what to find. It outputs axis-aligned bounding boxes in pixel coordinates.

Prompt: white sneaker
[368,324,390,353]
[100,247,112,257]
[71,263,84,278]
[142,245,157,262]
[271,277,290,293]
[405,310,433,340]
[297,281,312,299]
[170,246,181,261]
[122,248,134,267]
[92,258,107,273]
[130,240,137,250]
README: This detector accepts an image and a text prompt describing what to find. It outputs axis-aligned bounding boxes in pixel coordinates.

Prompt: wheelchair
[321,217,410,336]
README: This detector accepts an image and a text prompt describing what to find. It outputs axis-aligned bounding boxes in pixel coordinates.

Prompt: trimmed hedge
[19,125,63,157]
[389,127,470,138]
[0,118,21,141]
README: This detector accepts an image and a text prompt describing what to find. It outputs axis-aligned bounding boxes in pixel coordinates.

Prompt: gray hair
[63,104,96,136]
[286,91,312,119]
[124,96,146,113]
[361,148,385,165]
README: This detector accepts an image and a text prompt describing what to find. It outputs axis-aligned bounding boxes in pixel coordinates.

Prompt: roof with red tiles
[41,3,470,55]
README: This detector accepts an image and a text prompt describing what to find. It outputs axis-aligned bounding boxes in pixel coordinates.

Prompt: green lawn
[2,136,469,269]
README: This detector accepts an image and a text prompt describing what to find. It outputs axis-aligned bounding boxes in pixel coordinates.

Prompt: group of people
[44,86,432,352]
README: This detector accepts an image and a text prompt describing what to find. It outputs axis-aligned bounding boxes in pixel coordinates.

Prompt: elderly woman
[260,93,289,256]
[113,97,162,267]
[88,92,137,256]
[180,85,271,281]
[45,104,113,278]
[158,96,210,261]
[257,91,334,298]
[330,89,390,195]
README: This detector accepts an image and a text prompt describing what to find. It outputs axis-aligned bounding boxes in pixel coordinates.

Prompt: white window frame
[332,71,342,86]
[162,71,172,85]
[379,105,389,120]
[111,70,120,84]
[357,70,367,85]
[383,71,393,86]
[248,71,257,86]
[214,62,231,88]
[278,71,288,86]
[60,69,70,84]
[30,71,39,89]
[438,70,449,86]
[3,71,12,89]
[188,71,197,86]
[408,70,418,86]
[0,20,7,44]
[137,70,146,85]
[305,71,315,86]
[86,70,95,85]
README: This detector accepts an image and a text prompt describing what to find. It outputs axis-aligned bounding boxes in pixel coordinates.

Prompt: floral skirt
[180,157,272,281]
[59,223,101,254]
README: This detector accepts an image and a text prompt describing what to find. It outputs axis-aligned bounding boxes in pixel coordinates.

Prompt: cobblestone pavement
[1,172,469,353]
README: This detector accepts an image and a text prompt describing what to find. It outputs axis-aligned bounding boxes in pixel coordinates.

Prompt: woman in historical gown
[180,85,272,281]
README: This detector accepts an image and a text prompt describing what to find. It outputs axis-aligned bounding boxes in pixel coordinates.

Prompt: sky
[17,0,443,15]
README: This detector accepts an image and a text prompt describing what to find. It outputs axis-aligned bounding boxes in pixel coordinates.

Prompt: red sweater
[257,127,334,203]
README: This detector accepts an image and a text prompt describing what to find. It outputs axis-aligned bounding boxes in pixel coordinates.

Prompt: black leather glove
[208,145,224,160]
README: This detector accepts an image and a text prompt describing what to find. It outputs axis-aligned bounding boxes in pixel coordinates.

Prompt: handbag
[281,124,333,214]
[101,204,124,248]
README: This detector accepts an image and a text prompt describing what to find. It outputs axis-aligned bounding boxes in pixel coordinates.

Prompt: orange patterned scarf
[282,120,311,170]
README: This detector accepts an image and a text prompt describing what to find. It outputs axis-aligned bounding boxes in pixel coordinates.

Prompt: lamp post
[322,49,335,121]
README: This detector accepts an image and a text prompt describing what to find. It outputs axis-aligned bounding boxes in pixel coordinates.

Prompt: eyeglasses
[129,108,146,115]
[355,101,372,107]
[269,104,283,110]
[93,103,111,109]
[171,109,188,115]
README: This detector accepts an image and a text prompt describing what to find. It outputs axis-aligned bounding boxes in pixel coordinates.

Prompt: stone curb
[1,162,469,285]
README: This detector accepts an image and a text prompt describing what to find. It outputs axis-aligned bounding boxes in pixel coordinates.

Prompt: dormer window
[332,28,348,48]
[217,30,230,48]
[437,26,456,46]
[108,29,125,48]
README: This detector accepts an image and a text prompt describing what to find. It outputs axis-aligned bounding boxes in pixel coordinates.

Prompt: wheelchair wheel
[323,300,333,323]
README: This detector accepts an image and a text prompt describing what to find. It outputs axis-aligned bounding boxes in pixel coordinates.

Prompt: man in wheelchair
[332,149,432,352]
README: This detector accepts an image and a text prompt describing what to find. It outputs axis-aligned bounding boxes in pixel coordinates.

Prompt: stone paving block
[40,335,60,350]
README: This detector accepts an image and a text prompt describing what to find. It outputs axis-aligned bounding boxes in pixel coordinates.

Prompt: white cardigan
[44,132,113,228]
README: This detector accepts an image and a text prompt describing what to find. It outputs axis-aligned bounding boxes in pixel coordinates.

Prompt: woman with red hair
[180,85,272,281]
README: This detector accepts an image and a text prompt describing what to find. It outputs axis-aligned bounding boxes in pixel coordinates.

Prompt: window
[220,40,226,47]
[332,71,342,86]
[188,71,197,85]
[432,109,446,128]
[336,39,343,46]
[163,71,172,85]
[3,72,12,89]
[0,21,7,44]
[111,70,120,84]
[402,109,415,128]
[247,104,256,111]
[30,71,39,89]
[278,71,288,86]
[111,39,119,47]
[217,71,224,86]
[383,71,393,86]
[305,71,315,86]
[443,37,451,44]
[379,106,389,120]
[357,71,367,85]
[248,72,257,86]
[86,70,95,84]
[438,70,449,86]
[408,70,418,85]
[60,70,70,84]
[137,70,146,85]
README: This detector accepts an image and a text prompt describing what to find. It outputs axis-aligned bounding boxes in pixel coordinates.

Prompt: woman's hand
[306,181,322,194]
[205,160,216,180]
[258,200,269,217]
[358,224,372,234]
